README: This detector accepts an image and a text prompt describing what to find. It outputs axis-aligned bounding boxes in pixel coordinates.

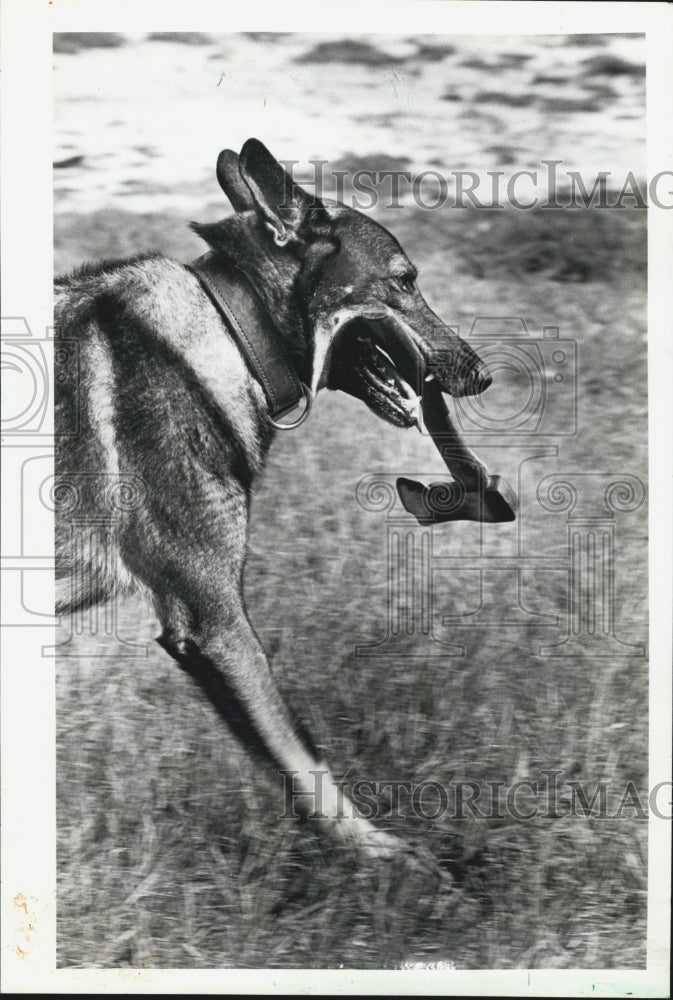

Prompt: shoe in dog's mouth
[326,317,421,427]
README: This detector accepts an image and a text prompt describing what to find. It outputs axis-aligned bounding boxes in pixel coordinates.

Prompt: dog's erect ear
[216,149,256,212]
[238,138,327,247]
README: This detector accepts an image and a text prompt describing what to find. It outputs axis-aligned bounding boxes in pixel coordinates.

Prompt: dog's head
[212,139,492,428]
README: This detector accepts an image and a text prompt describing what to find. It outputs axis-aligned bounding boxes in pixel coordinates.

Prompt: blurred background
[54,32,648,972]
[53,31,645,217]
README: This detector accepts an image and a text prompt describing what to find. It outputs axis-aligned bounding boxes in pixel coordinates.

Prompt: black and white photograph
[1,0,671,994]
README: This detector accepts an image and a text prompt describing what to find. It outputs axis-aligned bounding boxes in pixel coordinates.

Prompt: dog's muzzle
[422,327,493,398]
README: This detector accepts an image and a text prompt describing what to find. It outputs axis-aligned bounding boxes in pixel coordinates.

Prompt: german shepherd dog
[55,139,493,857]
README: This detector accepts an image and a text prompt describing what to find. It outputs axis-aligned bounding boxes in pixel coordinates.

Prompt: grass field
[55,201,648,969]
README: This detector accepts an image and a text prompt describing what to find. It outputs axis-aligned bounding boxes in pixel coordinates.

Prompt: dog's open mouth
[327,317,422,428]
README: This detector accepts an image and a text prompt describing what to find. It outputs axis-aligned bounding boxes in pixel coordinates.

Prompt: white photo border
[1,0,671,994]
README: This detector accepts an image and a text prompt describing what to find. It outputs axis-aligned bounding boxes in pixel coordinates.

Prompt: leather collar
[186,251,310,425]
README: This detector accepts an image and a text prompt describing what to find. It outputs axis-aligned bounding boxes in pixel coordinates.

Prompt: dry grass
[55,202,648,969]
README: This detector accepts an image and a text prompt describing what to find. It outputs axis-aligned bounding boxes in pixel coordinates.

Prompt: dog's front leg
[156,602,399,858]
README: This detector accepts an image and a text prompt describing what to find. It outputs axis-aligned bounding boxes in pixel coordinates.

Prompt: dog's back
[55,254,269,616]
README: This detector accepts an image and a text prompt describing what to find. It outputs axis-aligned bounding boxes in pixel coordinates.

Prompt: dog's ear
[216,149,256,212]
[239,138,328,247]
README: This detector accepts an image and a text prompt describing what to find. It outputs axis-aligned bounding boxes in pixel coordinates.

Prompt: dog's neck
[191,215,317,387]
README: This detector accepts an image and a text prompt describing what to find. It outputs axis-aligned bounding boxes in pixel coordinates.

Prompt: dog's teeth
[401,395,419,419]
[400,378,419,404]
[374,343,394,364]
[425,374,435,382]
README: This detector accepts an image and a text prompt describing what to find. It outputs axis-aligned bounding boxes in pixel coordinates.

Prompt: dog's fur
[55,139,492,854]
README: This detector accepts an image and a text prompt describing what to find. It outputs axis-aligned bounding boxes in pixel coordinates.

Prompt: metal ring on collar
[267,383,314,431]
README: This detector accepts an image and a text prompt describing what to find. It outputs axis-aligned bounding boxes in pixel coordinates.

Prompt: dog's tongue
[397,380,518,524]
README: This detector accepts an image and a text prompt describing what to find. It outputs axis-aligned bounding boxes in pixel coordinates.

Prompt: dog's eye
[394,274,416,295]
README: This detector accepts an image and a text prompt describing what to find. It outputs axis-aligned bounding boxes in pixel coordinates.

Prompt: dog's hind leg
[155,597,399,858]
[118,433,399,857]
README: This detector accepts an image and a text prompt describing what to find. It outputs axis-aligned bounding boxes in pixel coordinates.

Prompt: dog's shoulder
[55,252,189,298]
[54,254,202,335]
[56,251,162,284]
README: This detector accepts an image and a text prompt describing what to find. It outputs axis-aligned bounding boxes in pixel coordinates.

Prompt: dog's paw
[342,820,450,877]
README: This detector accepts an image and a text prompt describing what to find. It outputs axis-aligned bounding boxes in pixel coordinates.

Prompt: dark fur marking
[157,634,280,764]
[95,289,256,495]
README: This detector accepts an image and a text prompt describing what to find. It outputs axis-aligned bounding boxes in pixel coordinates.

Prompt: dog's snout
[464,362,492,395]
[475,365,492,393]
